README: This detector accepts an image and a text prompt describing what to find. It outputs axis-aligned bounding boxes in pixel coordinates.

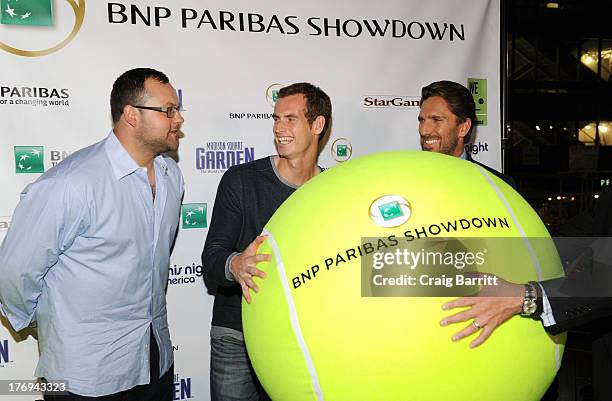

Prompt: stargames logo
[0,0,85,57]
[331,138,352,163]
[181,203,207,229]
[265,83,283,107]
[362,95,420,108]
[14,146,44,173]
[369,195,411,228]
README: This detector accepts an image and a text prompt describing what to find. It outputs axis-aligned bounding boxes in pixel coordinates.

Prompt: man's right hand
[230,235,271,304]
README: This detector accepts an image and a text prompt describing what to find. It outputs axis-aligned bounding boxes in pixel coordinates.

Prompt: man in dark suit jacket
[418,80,515,188]
[546,187,612,401]
[441,185,612,400]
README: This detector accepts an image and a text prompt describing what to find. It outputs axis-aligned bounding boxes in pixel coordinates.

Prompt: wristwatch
[521,282,538,316]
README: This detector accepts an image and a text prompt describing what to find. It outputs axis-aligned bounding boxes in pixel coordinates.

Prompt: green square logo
[271,90,279,103]
[336,144,348,157]
[379,201,403,221]
[181,203,207,229]
[0,0,53,26]
[14,146,44,174]
[468,78,487,126]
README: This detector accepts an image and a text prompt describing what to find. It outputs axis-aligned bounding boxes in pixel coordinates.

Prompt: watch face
[523,302,537,315]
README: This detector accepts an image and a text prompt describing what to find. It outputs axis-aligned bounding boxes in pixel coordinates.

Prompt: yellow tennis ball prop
[243,150,565,401]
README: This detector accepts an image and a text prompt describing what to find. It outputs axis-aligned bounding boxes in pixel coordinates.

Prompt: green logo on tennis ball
[379,201,404,221]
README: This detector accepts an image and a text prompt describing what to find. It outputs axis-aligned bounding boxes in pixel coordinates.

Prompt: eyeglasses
[130,105,182,118]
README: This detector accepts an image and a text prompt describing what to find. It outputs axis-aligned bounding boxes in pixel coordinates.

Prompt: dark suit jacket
[543,186,612,333]
[541,186,612,401]
[466,153,517,189]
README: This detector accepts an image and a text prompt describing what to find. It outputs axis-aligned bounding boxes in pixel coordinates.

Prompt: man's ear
[122,105,138,128]
[311,115,325,136]
[457,118,472,140]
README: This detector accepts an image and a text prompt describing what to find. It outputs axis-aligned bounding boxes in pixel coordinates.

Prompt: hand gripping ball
[243,151,565,401]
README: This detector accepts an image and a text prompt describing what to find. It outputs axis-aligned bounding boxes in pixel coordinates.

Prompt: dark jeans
[45,329,173,401]
[210,335,270,401]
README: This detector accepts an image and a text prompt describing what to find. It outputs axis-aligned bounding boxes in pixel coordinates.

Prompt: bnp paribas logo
[369,195,411,228]
[0,216,10,231]
[1,0,53,26]
[265,83,283,107]
[14,146,44,173]
[0,0,85,57]
[181,203,207,229]
[331,137,352,163]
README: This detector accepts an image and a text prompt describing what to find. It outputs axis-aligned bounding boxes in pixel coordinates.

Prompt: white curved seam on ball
[475,167,543,281]
[477,168,561,371]
[554,335,560,371]
[262,229,325,401]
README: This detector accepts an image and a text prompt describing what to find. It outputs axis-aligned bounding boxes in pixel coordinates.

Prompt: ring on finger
[472,320,482,330]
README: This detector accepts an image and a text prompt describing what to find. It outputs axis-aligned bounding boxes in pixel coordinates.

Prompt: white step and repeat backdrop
[0,0,501,399]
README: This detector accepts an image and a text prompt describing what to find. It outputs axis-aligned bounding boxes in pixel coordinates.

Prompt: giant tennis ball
[243,151,564,401]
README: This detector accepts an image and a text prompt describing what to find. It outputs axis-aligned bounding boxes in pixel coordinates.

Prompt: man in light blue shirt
[0,68,184,400]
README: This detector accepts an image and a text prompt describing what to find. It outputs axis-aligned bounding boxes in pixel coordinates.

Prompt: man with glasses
[0,68,184,400]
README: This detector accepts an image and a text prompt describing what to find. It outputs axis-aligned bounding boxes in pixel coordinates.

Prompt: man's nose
[175,110,185,124]
[419,120,433,135]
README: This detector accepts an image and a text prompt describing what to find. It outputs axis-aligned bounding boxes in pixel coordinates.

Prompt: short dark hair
[278,82,332,143]
[420,80,476,143]
[110,68,169,123]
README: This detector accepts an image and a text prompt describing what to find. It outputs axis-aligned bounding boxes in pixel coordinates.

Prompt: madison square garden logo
[173,373,193,400]
[331,137,353,162]
[369,195,412,228]
[0,339,10,366]
[0,0,85,57]
[196,141,255,174]
[181,203,207,229]
[14,146,44,173]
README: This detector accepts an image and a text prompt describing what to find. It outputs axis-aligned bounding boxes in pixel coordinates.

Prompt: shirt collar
[156,155,169,177]
[104,131,168,180]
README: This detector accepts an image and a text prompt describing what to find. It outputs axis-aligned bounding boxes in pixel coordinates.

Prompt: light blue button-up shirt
[0,132,184,396]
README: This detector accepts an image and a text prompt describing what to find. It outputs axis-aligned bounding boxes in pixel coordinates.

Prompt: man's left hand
[439,275,524,348]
